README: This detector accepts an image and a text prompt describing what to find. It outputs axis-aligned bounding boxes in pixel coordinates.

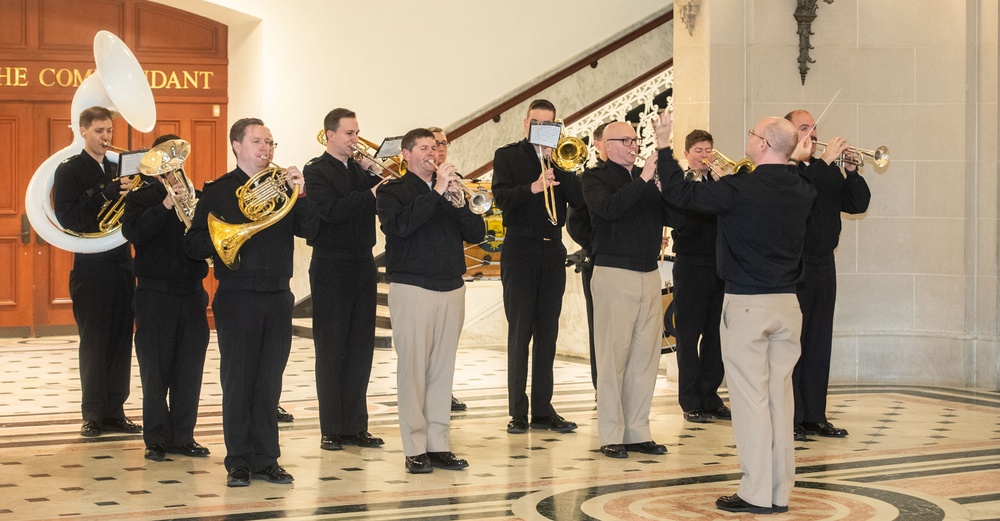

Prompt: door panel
[0,102,34,334]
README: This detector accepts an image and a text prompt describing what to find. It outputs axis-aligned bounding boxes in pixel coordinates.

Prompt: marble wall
[672,0,999,387]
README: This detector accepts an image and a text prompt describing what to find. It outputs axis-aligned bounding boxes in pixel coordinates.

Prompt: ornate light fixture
[679,0,701,36]
[794,0,834,85]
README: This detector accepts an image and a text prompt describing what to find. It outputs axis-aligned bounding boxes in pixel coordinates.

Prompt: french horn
[24,31,156,253]
[207,163,297,270]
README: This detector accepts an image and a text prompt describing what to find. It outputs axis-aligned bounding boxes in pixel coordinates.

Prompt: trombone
[538,125,588,225]
[815,141,889,168]
[317,130,404,180]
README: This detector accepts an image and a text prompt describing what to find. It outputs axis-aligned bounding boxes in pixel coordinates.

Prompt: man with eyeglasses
[428,126,469,413]
[581,121,671,459]
[566,121,612,391]
[492,99,585,436]
[671,129,730,424]
[185,117,318,487]
[657,114,816,514]
[785,110,871,442]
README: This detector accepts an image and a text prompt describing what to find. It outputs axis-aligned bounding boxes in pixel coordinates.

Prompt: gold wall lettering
[1,66,215,89]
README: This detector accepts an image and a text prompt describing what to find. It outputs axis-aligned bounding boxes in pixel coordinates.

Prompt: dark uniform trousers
[213,289,293,471]
[793,256,837,424]
[672,260,726,412]
[71,260,135,423]
[501,236,566,418]
[309,256,377,436]
[134,286,210,447]
[580,261,597,389]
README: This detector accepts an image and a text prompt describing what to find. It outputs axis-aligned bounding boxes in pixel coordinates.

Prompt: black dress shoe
[705,405,732,420]
[167,442,210,457]
[715,493,772,514]
[601,444,628,458]
[320,435,343,451]
[101,417,142,434]
[427,451,469,470]
[276,405,294,423]
[530,414,577,433]
[802,421,848,437]
[507,416,528,434]
[683,409,710,423]
[405,453,432,474]
[80,421,101,437]
[342,431,384,447]
[227,466,251,487]
[451,396,467,411]
[145,444,166,461]
[624,441,667,454]
[252,464,293,484]
[794,424,809,442]
[772,504,789,513]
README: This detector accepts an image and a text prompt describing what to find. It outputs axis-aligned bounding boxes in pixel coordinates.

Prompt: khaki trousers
[592,266,662,446]
[720,292,802,509]
[389,283,465,457]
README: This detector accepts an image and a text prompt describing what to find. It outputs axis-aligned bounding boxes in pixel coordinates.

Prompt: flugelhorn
[702,149,755,177]
[138,139,197,230]
[815,141,889,168]
[445,174,493,215]
[207,162,297,270]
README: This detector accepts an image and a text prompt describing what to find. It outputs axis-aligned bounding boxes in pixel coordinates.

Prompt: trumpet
[815,141,889,168]
[702,149,755,177]
[445,174,493,215]
[95,140,144,233]
[208,161,297,269]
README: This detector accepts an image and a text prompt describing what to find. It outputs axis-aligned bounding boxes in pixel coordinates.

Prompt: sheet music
[118,149,149,177]
[375,136,404,158]
[529,122,562,149]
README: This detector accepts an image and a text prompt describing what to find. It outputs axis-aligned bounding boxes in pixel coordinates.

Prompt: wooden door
[0,103,35,336]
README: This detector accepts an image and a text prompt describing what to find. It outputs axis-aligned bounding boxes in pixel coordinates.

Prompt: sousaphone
[24,31,156,253]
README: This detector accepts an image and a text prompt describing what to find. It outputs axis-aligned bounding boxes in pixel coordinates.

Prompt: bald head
[746,117,797,165]
[603,122,639,168]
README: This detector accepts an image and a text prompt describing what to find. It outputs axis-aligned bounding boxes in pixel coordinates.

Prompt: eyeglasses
[266,140,278,149]
[435,140,449,148]
[606,137,638,147]
[747,129,769,148]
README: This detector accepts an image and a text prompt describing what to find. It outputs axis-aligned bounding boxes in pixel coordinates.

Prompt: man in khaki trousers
[657,113,817,514]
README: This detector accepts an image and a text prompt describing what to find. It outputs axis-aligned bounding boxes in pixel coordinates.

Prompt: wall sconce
[680,0,700,36]
[794,0,835,85]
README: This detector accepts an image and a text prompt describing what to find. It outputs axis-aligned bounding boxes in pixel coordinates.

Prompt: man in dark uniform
[53,106,141,438]
[376,128,484,474]
[185,118,317,487]
[492,99,585,434]
[566,121,610,390]
[122,134,210,462]
[786,110,871,441]
[304,108,384,452]
[658,113,816,514]
[582,121,670,459]
[672,129,730,424]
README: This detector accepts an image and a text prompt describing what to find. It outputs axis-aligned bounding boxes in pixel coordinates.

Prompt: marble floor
[0,333,998,521]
